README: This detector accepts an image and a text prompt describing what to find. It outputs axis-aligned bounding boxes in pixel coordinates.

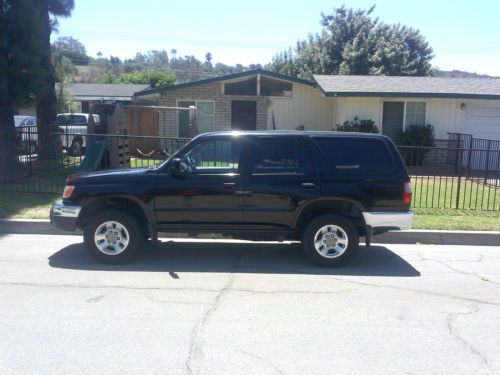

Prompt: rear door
[313,136,403,211]
[242,136,318,228]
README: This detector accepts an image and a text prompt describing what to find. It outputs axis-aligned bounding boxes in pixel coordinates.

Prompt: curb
[1,218,499,246]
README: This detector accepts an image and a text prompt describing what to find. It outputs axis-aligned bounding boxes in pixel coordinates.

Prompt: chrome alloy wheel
[94,221,130,255]
[313,224,349,258]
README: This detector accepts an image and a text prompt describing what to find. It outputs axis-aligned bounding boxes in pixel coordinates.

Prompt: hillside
[436,69,497,78]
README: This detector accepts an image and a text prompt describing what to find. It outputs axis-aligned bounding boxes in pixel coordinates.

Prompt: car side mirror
[169,158,183,176]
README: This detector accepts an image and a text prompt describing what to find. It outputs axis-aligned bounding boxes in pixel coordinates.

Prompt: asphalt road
[0,234,499,375]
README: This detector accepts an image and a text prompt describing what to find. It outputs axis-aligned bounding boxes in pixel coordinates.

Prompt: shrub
[335,117,379,133]
[399,124,435,147]
[399,124,435,166]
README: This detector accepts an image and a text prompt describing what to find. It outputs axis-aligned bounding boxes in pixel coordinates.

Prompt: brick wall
[158,82,270,137]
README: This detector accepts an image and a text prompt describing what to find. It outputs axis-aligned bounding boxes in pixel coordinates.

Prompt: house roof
[134,69,314,97]
[57,83,150,101]
[314,75,500,100]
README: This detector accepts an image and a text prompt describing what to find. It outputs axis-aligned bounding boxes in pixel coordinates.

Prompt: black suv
[51,131,413,266]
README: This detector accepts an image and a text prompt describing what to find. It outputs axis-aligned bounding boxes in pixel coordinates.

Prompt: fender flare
[81,194,156,225]
[292,197,367,228]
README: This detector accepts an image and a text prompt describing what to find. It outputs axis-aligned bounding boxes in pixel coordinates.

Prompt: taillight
[62,185,75,199]
[403,181,412,206]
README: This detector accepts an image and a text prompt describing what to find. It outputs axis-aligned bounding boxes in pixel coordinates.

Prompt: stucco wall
[268,84,334,131]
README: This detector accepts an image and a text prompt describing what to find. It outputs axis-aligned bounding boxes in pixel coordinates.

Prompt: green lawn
[130,157,163,168]
[0,192,59,219]
[413,208,500,231]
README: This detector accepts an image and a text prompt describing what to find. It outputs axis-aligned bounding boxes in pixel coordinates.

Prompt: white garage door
[465,105,500,140]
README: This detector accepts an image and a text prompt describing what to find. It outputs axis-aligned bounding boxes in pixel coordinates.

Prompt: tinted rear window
[250,138,313,174]
[57,115,87,125]
[315,137,394,173]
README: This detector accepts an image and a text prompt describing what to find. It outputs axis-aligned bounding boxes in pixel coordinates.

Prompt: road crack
[185,254,241,375]
[447,304,492,374]
[418,254,500,286]
[241,350,285,374]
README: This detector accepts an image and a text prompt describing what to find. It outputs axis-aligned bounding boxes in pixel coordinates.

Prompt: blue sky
[54,0,500,75]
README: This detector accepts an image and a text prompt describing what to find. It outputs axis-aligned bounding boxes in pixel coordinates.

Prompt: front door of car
[154,137,244,228]
[242,137,319,229]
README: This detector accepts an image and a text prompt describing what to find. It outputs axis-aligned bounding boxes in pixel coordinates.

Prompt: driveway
[0,234,499,374]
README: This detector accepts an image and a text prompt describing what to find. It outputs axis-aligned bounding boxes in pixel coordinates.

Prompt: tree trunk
[0,0,18,183]
[35,0,61,162]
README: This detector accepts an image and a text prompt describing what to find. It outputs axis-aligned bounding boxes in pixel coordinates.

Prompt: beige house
[134,69,500,141]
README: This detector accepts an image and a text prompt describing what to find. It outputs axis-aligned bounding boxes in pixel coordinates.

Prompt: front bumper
[50,199,82,231]
[362,211,414,231]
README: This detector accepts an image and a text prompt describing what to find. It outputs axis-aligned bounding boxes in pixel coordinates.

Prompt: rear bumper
[362,211,414,231]
[50,199,82,232]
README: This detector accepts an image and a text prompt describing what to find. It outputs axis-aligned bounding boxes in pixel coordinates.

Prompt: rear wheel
[84,210,143,263]
[302,214,358,267]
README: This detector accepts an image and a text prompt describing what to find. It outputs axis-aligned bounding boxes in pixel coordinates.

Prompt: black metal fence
[0,129,190,195]
[1,129,499,210]
[399,145,500,210]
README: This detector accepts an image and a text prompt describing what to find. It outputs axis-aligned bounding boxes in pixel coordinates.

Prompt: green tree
[118,70,176,88]
[267,5,433,79]
[98,72,117,84]
[52,36,90,65]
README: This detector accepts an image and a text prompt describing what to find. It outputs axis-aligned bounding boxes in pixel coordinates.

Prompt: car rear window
[56,115,87,125]
[314,137,394,174]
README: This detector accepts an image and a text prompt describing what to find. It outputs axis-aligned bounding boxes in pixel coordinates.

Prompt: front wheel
[302,214,358,267]
[83,210,143,263]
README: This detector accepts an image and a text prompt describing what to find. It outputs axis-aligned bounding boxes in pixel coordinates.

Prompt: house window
[225,77,257,95]
[260,76,292,97]
[178,100,214,137]
[405,102,426,126]
[196,101,215,134]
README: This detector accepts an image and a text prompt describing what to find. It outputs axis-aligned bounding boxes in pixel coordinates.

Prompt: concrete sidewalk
[1,218,499,246]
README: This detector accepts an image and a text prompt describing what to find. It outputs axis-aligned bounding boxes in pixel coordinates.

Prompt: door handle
[301,182,315,188]
[223,182,236,190]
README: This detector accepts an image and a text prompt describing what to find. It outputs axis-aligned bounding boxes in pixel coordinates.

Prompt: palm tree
[170,49,177,60]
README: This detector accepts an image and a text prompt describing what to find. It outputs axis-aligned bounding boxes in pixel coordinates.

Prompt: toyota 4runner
[51,131,413,267]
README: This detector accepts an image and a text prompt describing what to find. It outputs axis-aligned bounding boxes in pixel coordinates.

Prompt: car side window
[250,138,312,174]
[314,137,394,174]
[181,138,242,174]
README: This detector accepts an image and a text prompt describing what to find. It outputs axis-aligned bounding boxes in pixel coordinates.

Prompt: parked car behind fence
[57,113,101,156]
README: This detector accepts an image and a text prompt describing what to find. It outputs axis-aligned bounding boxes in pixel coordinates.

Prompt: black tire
[70,138,83,156]
[83,209,143,264]
[301,214,358,267]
